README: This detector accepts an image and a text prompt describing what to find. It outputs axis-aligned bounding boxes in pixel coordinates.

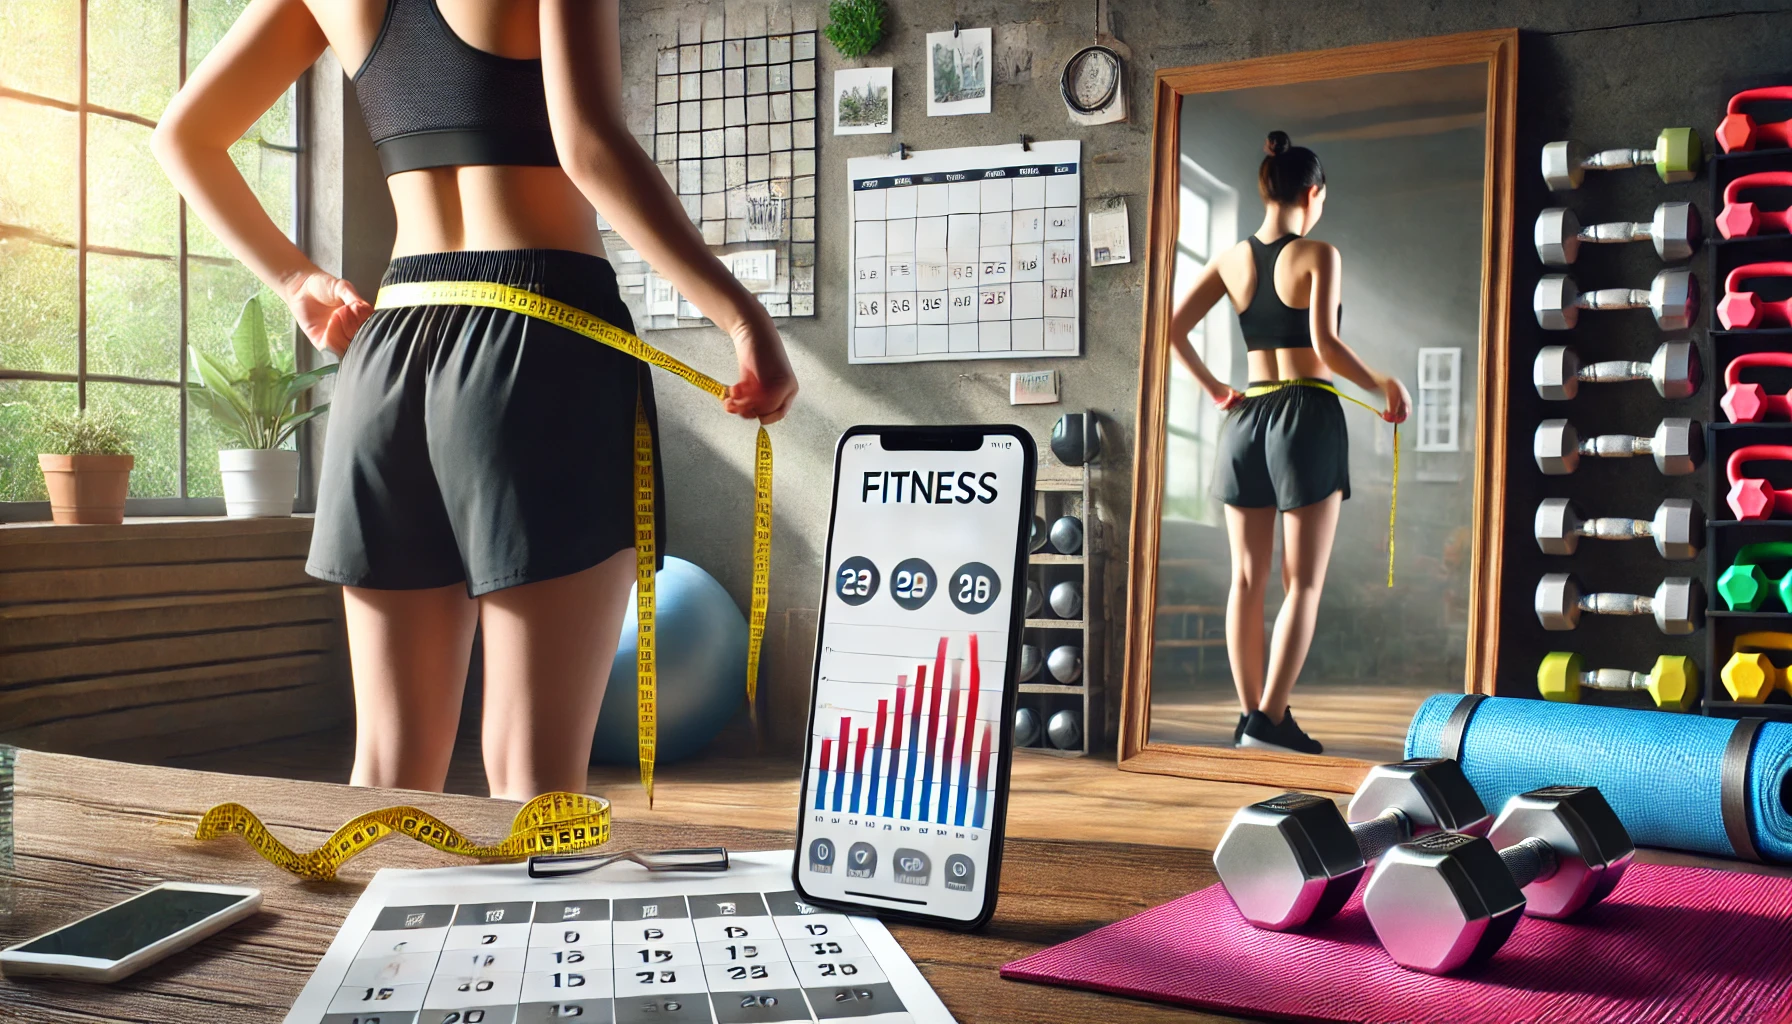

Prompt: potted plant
[37,406,133,525]
[188,295,337,518]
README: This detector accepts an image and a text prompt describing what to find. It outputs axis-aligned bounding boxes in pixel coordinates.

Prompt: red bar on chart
[918,639,947,815]
[936,662,961,825]
[955,634,982,826]
[849,727,869,814]
[832,716,850,812]
[884,681,907,818]
[815,738,832,811]
[972,722,993,829]
[866,699,889,818]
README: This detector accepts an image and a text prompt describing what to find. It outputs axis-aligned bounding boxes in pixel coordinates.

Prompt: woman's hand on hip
[1208,383,1243,411]
[725,318,798,425]
[288,270,373,357]
[1378,375,1413,424]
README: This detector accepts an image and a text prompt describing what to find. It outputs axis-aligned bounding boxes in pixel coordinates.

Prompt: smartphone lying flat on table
[795,425,1036,929]
[1,882,261,982]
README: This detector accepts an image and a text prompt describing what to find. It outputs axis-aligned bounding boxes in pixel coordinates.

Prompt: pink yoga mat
[1001,863,1792,1023]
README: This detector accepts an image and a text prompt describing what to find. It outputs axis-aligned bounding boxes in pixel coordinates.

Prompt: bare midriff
[386,164,605,258]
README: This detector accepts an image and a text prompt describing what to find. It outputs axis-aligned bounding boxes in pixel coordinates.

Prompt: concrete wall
[316,2,1792,751]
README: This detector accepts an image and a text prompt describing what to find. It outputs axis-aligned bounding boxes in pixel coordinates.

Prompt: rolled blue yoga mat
[1407,694,1792,863]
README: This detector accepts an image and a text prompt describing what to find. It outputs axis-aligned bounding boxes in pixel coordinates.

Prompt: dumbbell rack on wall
[1016,464,1098,756]
[1704,144,1792,721]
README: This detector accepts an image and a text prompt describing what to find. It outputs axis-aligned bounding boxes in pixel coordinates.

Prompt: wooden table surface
[0,749,1243,1024]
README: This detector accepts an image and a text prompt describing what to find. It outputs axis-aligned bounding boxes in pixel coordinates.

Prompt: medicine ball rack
[1704,144,1792,722]
[1018,463,1100,755]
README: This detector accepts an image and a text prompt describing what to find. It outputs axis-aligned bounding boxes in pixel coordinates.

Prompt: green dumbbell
[1716,542,1792,612]
[1542,128,1702,191]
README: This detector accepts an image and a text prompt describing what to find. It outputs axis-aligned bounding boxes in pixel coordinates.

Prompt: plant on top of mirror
[37,405,130,456]
[824,0,886,59]
[188,295,337,451]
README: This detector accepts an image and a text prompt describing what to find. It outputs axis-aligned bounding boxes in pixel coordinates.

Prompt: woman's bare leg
[343,583,480,792]
[1259,491,1343,721]
[1223,503,1278,713]
[477,550,637,801]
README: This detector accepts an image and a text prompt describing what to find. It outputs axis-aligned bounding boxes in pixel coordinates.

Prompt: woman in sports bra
[153,1,797,799]
[1167,131,1410,755]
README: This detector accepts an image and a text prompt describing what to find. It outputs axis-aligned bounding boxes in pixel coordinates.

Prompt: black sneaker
[1233,713,1248,747]
[1239,708,1324,755]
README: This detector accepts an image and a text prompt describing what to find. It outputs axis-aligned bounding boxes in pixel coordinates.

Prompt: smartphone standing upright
[793,425,1036,929]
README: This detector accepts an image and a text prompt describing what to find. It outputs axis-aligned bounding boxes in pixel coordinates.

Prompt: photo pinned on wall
[834,66,894,134]
[926,27,992,116]
[1087,197,1130,266]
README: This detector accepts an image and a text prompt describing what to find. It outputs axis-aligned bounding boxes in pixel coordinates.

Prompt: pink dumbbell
[1718,87,1792,153]
[1723,352,1792,423]
[1728,445,1792,520]
[1718,263,1792,330]
[1718,172,1792,239]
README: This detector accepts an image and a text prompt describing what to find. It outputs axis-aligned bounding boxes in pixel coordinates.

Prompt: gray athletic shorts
[306,248,665,597]
[1212,378,1351,511]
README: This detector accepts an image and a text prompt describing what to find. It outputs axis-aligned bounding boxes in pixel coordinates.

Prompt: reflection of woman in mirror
[1167,131,1412,755]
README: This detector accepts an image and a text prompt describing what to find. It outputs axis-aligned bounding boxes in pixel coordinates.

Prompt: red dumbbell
[1728,445,1792,520]
[1718,172,1792,239]
[1718,263,1792,330]
[1718,87,1792,153]
[1722,352,1792,422]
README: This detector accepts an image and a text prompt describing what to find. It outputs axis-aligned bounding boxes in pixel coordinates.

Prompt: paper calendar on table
[285,851,953,1024]
[847,141,1082,364]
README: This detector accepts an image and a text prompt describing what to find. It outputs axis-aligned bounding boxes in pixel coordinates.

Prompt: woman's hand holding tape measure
[1377,373,1413,424]
[725,313,799,425]
[284,267,374,358]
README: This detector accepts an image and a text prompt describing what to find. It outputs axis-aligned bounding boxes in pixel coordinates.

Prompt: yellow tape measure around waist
[375,280,774,806]
[1240,379,1399,587]
[195,792,609,880]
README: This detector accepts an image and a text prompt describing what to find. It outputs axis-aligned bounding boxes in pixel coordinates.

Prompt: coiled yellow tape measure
[1239,379,1399,586]
[374,280,775,805]
[195,792,610,880]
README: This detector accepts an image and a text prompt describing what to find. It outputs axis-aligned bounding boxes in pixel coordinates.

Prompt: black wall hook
[953,20,960,36]
[891,141,909,159]
[1018,134,1032,151]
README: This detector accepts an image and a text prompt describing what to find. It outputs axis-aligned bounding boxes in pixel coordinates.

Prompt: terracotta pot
[37,454,134,525]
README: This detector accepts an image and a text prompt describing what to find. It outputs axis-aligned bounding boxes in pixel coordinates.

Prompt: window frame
[1414,346,1462,453]
[0,0,308,520]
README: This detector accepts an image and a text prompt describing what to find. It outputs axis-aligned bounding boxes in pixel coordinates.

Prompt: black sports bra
[353,0,559,177]
[1237,234,1339,352]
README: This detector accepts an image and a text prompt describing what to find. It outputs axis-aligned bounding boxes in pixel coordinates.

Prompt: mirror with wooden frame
[1121,30,1517,793]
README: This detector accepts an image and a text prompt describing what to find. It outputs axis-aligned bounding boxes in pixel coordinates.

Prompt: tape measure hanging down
[1240,379,1399,587]
[195,792,610,880]
[376,280,775,807]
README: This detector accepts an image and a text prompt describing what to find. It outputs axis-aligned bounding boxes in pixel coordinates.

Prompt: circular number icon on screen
[834,556,879,606]
[891,558,936,611]
[950,562,1002,614]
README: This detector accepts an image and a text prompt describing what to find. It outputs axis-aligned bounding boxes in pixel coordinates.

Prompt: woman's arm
[1308,244,1412,423]
[1167,259,1241,408]
[539,0,795,424]
[151,0,370,355]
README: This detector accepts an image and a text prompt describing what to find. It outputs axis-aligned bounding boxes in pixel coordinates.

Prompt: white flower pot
[219,449,299,518]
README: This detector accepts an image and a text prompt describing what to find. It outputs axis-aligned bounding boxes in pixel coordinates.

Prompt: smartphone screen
[16,887,248,962]
[795,426,1034,926]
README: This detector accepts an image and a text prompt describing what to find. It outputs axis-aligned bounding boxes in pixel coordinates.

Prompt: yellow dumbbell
[1536,651,1698,711]
[1720,632,1792,703]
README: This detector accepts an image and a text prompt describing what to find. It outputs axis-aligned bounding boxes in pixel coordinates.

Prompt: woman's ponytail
[1258,131,1324,204]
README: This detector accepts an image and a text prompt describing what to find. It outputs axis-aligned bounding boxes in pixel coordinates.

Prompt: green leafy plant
[38,406,131,456]
[187,295,337,450]
[824,0,885,59]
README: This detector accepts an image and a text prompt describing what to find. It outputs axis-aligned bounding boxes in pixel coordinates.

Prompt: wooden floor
[1146,679,1449,763]
[166,727,1290,851]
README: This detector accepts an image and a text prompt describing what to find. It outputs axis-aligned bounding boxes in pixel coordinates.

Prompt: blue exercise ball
[592,557,747,765]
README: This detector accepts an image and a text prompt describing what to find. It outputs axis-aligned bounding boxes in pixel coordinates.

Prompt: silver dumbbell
[1532,418,1703,476]
[1533,497,1703,560]
[1533,269,1697,331]
[1532,342,1699,401]
[1534,203,1701,265]
[1534,573,1704,635]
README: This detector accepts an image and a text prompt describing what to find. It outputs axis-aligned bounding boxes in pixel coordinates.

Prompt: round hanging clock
[1061,44,1123,116]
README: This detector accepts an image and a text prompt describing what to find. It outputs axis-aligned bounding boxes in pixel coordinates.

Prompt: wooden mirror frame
[1119,29,1518,793]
